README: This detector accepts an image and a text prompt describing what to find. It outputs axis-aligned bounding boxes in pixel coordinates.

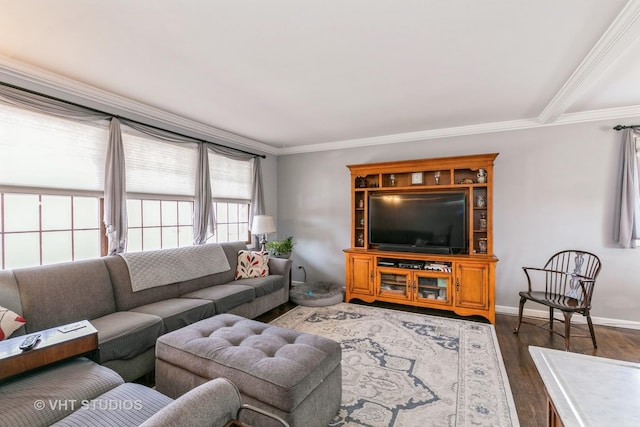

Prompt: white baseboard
[496,305,640,330]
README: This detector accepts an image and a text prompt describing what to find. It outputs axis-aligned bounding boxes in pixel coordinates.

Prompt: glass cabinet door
[377,269,411,301]
[415,272,452,305]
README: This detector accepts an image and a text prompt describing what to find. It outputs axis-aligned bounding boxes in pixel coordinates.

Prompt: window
[122,130,198,251]
[0,192,101,269]
[122,131,197,197]
[0,98,256,267]
[211,202,249,243]
[209,153,252,243]
[126,198,194,252]
[0,102,106,269]
[0,103,106,191]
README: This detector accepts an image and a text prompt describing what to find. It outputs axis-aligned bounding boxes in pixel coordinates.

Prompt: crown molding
[538,0,640,123]
[2,55,640,158]
[278,105,640,155]
[0,55,279,156]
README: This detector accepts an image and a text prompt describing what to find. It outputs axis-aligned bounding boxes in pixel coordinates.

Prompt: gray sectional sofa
[1,357,289,426]
[0,241,292,382]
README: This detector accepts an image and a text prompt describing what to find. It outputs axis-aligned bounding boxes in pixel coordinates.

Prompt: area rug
[271,303,519,427]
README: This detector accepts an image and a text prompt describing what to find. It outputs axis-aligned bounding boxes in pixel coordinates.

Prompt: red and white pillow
[1,305,26,340]
[235,250,270,279]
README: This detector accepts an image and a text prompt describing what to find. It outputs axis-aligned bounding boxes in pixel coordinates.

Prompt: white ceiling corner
[538,0,640,124]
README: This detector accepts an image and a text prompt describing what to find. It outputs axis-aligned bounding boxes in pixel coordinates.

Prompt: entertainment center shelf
[345,154,498,323]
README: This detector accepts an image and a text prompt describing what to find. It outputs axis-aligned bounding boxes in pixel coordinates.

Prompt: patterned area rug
[271,303,519,427]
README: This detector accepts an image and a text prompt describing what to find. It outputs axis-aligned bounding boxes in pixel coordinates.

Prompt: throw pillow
[235,250,270,279]
[0,305,26,340]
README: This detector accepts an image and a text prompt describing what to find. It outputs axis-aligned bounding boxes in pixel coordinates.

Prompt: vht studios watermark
[34,399,144,411]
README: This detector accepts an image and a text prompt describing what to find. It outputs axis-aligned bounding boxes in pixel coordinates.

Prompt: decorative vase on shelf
[477,168,487,183]
[478,238,488,254]
[479,213,487,231]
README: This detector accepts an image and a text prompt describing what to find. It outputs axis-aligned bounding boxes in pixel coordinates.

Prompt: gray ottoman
[154,314,342,427]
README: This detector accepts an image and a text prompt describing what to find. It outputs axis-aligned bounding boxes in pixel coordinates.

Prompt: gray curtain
[614,128,640,248]
[193,143,215,244]
[104,118,128,254]
[0,84,108,122]
[251,157,266,223]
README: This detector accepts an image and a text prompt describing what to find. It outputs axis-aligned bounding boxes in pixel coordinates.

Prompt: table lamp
[251,215,276,251]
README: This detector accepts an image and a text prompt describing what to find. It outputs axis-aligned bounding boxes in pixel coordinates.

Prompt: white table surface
[529,346,640,427]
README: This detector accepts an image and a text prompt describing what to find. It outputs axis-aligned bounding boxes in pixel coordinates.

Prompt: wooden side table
[0,320,98,380]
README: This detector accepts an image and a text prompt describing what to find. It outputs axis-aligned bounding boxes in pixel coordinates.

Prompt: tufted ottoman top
[155,313,341,412]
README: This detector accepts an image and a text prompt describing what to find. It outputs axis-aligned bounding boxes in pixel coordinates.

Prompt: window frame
[0,188,104,270]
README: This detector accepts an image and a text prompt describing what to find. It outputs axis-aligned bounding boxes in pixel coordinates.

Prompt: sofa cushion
[12,259,116,333]
[90,311,163,363]
[0,357,123,427]
[130,298,215,333]
[181,284,255,313]
[236,275,285,298]
[235,250,270,279]
[52,383,173,427]
[103,255,180,312]
[0,304,26,340]
[177,242,246,295]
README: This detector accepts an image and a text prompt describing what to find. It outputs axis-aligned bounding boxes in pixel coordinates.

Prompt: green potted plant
[265,236,294,259]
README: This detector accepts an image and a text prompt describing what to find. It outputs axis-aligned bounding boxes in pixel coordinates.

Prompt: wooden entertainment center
[344,153,498,323]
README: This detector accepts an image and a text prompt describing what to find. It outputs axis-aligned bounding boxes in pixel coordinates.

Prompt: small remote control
[19,334,41,351]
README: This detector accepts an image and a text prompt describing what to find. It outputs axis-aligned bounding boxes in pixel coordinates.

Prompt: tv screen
[369,192,467,254]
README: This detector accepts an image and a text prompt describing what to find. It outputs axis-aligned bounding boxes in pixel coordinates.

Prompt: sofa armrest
[268,257,292,278]
[139,378,241,427]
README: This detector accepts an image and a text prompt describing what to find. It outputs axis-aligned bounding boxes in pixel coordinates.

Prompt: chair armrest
[140,378,242,427]
[522,267,591,281]
[237,404,290,427]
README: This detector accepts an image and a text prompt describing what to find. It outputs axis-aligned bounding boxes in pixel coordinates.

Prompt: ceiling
[1,0,640,155]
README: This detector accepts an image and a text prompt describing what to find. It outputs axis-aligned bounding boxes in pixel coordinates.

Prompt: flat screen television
[368,192,467,254]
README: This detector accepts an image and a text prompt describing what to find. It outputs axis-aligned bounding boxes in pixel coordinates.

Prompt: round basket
[290,281,345,307]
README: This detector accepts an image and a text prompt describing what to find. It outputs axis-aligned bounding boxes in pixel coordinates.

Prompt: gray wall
[275,118,640,326]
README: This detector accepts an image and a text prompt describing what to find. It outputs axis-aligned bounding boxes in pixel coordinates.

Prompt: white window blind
[122,131,198,197]
[209,152,252,202]
[0,103,107,192]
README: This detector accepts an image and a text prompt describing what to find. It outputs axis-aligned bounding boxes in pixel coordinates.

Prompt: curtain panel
[0,84,266,252]
[104,118,128,254]
[194,143,215,244]
[614,128,640,248]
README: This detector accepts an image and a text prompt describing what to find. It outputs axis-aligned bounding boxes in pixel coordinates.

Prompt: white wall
[276,118,640,326]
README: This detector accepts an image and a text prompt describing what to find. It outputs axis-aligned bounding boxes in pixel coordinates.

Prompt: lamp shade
[251,215,276,235]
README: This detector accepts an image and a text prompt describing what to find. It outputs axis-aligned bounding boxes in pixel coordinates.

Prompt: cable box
[397,261,425,269]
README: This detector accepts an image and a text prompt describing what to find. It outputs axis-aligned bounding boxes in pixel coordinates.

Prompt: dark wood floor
[257,302,640,427]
